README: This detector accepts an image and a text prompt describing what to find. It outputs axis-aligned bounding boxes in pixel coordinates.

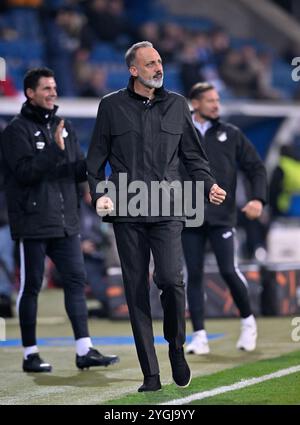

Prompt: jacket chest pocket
[111,123,138,159]
[160,121,183,155]
[161,121,183,138]
[111,123,135,138]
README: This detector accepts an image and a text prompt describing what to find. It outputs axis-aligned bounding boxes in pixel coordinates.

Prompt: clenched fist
[96,196,114,216]
[241,200,263,220]
[209,184,226,205]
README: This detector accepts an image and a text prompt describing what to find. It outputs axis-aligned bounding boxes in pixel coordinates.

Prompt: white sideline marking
[160,365,300,405]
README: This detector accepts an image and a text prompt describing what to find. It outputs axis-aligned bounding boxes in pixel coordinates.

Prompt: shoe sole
[237,345,256,352]
[186,349,210,355]
[23,367,52,373]
[77,357,120,370]
[173,372,192,389]
[138,387,162,393]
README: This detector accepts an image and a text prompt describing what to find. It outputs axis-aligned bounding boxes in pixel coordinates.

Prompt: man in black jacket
[183,82,267,355]
[0,144,14,318]
[87,42,226,392]
[1,67,119,372]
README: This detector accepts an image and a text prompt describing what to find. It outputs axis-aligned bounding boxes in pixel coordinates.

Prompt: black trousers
[113,221,185,377]
[17,234,89,347]
[182,224,252,332]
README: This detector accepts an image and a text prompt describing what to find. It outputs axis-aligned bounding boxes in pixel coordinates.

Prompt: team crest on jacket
[34,131,45,149]
[36,141,45,149]
[217,131,227,142]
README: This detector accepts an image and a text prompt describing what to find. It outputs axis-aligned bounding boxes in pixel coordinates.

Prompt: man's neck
[193,113,207,124]
[133,79,155,99]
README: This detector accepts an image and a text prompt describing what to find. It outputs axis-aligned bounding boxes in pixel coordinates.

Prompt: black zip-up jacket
[87,78,216,222]
[187,118,267,226]
[1,101,86,240]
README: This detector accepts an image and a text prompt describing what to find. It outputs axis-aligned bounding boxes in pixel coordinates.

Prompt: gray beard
[137,75,164,89]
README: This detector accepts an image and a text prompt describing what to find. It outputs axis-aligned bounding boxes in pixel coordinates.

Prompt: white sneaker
[236,315,257,352]
[186,330,210,355]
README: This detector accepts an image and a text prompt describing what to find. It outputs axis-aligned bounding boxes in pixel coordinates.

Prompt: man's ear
[26,87,34,101]
[129,65,138,78]
[191,98,199,110]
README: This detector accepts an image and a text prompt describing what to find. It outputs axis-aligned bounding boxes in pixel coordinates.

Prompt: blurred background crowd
[0,0,299,99]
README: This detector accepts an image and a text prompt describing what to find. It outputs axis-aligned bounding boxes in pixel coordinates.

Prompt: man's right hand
[209,183,226,205]
[96,196,114,216]
[81,240,96,254]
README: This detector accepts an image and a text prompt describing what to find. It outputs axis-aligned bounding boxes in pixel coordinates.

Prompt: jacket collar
[126,76,167,102]
[191,112,222,130]
[21,101,59,125]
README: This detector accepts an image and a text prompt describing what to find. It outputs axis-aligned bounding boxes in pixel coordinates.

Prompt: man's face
[192,89,220,120]
[26,77,57,110]
[130,47,164,89]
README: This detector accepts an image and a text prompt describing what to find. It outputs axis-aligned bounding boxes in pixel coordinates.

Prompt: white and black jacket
[185,118,268,227]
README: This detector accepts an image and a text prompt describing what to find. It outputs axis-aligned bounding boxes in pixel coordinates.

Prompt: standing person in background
[183,82,267,355]
[269,143,300,218]
[0,143,15,318]
[1,67,119,372]
[80,183,110,318]
[87,42,226,392]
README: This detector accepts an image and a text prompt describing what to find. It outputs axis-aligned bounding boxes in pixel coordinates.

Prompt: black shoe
[138,374,162,392]
[0,295,13,318]
[169,347,191,388]
[23,353,52,373]
[76,348,119,370]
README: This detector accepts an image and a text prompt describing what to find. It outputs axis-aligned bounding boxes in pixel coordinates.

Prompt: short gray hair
[125,41,153,68]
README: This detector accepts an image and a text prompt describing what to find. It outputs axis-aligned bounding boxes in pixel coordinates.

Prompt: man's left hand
[54,119,65,151]
[241,200,263,220]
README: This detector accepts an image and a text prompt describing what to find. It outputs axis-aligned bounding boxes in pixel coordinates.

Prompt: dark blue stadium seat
[230,37,275,54]
[160,16,215,32]
[0,40,44,91]
[163,65,183,93]
[106,66,129,90]
[272,59,295,98]
[0,40,44,62]
[6,8,41,40]
[90,43,124,64]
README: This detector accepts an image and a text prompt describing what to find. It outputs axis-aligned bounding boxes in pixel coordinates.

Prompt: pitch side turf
[0,289,299,405]
[105,351,300,405]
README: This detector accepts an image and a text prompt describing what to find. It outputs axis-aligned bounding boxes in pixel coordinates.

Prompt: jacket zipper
[59,191,66,229]
[47,123,66,230]
[46,122,53,142]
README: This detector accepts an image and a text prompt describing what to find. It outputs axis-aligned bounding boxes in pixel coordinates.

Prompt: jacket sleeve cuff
[205,180,217,199]
[50,142,66,158]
